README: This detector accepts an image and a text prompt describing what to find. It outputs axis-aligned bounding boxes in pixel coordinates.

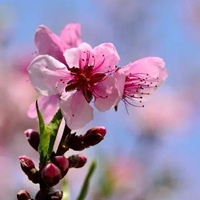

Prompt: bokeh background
[0,0,200,199]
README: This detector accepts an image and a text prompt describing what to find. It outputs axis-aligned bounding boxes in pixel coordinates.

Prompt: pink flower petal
[92,43,120,73]
[60,91,93,130]
[94,76,120,112]
[119,57,168,105]
[28,95,59,124]
[114,69,126,102]
[124,57,167,79]
[78,42,92,50]
[125,57,168,97]
[28,55,70,96]
[64,42,120,72]
[35,25,67,64]
[63,48,80,68]
[60,23,82,48]
[77,43,93,68]
[63,43,92,69]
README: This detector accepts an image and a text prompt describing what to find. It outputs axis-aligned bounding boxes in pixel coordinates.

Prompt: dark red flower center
[65,66,106,102]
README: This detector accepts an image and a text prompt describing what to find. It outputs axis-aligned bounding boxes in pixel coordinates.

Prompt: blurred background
[0,0,200,199]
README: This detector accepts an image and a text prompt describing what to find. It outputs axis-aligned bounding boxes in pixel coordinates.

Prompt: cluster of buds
[19,153,87,186]
[66,126,106,151]
[41,154,87,187]
[18,126,106,199]
[41,157,67,187]
[17,189,63,200]
[24,126,106,153]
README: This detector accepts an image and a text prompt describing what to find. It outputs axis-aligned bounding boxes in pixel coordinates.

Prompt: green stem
[76,161,97,200]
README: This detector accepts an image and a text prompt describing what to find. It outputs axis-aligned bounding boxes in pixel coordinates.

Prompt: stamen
[55,77,69,88]
[91,55,95,67]
[93,54,105,71]
[122,72,161,107]
[123,98,144,108]
[84,51,90,67]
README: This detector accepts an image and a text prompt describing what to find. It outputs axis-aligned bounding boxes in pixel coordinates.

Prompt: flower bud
[67,133,85,151]
[83,126,106,147]
[19,155,40,183]
[48,190,63,200]
[53,156,69,177]
[68,154,87,168]
[17,190,31,200]
[24,129,40,151]
[41,163,62,186]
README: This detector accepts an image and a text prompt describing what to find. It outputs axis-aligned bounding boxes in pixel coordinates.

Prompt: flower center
[65,66,106,103]
[123,72,160,107]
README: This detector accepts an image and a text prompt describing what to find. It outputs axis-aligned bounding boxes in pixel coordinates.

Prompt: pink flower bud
[19,155,40,183]
[83,126,106,147]
[19,155,35,169]
[17,190,31,200]
[41,163,62,186]
[53,156,69,177]
[24,129,40,151]
[68,154,87,168]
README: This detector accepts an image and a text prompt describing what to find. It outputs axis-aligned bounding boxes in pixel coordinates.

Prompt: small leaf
[61,178,70,200]
[46,108,63,159]
[36,101,46,167]
[76,161,97,200]
[36,101,63,168]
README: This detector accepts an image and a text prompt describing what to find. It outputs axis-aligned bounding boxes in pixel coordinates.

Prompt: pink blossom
[114,57,167,107]
[35,23,81,65]
[29,23,81,123]
[60,23,81,48]
[28,43,120,129]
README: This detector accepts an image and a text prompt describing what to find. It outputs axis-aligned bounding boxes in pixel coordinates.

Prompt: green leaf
[36,101,46,166]
[36,101,63,167]
[61,178,70,200]
[46,108,63,158]
[76,161,97,200]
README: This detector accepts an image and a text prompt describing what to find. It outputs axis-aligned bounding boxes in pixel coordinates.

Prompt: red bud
[19,155,40,183]
[41,163,62,186]
[68,154,87,168]
[67,133,85,151]
[83,126,106,147]
[17,190,31,200]
[53,156,69,177]
[19,155,35,169]
[24,129,40,151]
